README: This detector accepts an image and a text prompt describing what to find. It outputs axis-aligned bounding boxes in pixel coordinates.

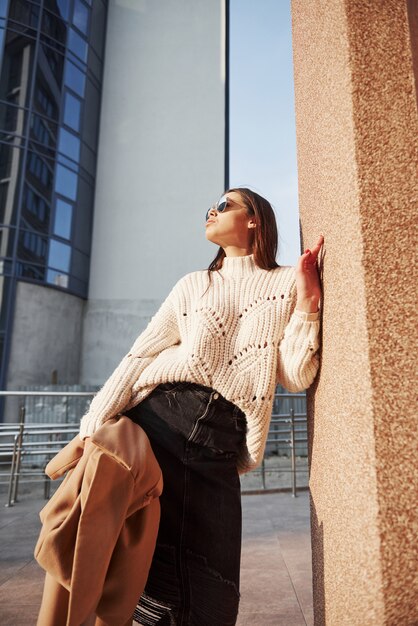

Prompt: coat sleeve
[79,280,182,440]
[66,442,135,625]
[275,282,321,393]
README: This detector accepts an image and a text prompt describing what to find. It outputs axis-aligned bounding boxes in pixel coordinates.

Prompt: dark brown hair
[205,187,280,287]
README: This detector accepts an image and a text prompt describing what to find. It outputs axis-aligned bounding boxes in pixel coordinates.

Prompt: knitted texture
[79,254,321,473]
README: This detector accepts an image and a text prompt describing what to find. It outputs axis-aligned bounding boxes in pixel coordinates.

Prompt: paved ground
[0,484,313,626]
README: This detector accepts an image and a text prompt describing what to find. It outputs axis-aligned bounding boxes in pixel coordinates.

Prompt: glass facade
[0,0,108,389]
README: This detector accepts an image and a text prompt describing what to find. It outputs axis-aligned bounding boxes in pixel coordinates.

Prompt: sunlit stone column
[291,1,418,624]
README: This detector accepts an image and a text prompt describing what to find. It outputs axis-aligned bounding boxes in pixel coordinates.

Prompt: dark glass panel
[71,175,92,253]
[0,100,21,135]
[44,0,70,22]
[58,126,80,163]
[9,0,40,31]
[73,0,89,36]
[0,44,25,97]
[79,139,95,176]
[64,59,85,97]
[0,179,7,223]
[6,21,37,40]
[18,228,48,264]
[82,76,99,150]
[89,0,106,58]
[68,27,88,64]
[63,90,81,131]
[16,260,46,280]
[0,277,12,332]
[0,140,15,180]
[41,8,67,45]
[0,334,4,379]
[34,78,59,121]
[54,163,78,200]
[53,196,72,239]
[0,35,36,108]
[22,183,50,233]
[39,41,65,86]
[71,247,89,283]
[48,237,71,272]
[30,113,57,157]
[39,32,65,57]
[68,273,87,296]
[87,44,102,81]
[26,149,54,194]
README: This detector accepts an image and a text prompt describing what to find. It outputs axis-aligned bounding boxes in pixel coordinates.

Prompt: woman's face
[205,191,255,250]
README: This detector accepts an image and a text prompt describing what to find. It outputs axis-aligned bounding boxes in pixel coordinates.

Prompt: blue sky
[229,0,300,266]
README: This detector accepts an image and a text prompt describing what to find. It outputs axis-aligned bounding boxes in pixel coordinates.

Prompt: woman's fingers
[304,235,324,263]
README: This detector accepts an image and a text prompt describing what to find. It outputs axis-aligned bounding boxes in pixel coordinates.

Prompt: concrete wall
[7,281,84,387]
[291,0,418,624]
[81,0,226,384]
[5,280,84,422]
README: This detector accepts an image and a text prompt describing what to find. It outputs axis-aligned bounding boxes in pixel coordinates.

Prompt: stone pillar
[291,1,418,625]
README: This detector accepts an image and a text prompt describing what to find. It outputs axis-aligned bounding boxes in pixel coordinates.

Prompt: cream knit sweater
[79,254,320,473]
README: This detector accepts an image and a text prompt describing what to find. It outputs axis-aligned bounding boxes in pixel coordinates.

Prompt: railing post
[5,434,19,507]
[261,458,266,489]
[290,407,297,497]
[44,431,52,500]
[11,405,26,504]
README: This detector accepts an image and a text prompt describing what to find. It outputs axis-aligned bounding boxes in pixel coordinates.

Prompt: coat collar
[45,416,150,480]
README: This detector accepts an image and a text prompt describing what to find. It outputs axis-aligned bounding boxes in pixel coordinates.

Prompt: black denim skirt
[123,381,248,626]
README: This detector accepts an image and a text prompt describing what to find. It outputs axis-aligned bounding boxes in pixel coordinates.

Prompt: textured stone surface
[291,1,418,625]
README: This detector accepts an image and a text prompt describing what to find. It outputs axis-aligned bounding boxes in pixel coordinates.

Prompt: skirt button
[213,392,219,400]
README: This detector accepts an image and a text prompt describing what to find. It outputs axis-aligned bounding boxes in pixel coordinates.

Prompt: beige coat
[34,415,163,626]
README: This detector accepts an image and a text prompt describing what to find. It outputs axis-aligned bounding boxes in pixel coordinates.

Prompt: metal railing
[0,389,308,506]
[0,390,95,507]
[241,409,308,497]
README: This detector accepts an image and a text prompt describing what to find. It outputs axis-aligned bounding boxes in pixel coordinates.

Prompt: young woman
[78,187,323,626]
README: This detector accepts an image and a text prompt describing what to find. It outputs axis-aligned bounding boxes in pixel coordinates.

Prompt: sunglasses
[206,195,229,222]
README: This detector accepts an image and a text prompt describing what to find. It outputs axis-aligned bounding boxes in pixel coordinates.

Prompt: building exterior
[0,0,227,421]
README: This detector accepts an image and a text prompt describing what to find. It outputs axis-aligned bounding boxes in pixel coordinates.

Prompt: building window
[64,59,86,97]
[30,113,54,149]
[58,127,80,163]
[48,237,71,273]
[28,151,53,188]
[54,163,78,201]
[68,27,88,64]
[44,0,70,22]
[35,83,58,120]
[63,91,82,132]
[19,230,48,261]
[9,0,40,30]
[72,0,90,37]
[24,185,50,230]
[53,197,72,239]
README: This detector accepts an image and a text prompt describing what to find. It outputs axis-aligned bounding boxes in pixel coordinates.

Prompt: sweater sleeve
[79,282,181,440]
[275,285,321,393]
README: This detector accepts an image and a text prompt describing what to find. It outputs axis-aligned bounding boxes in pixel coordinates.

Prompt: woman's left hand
[295,235,324,312]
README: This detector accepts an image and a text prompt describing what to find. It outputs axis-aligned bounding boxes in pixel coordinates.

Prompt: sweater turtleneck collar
[218,253,258,278]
